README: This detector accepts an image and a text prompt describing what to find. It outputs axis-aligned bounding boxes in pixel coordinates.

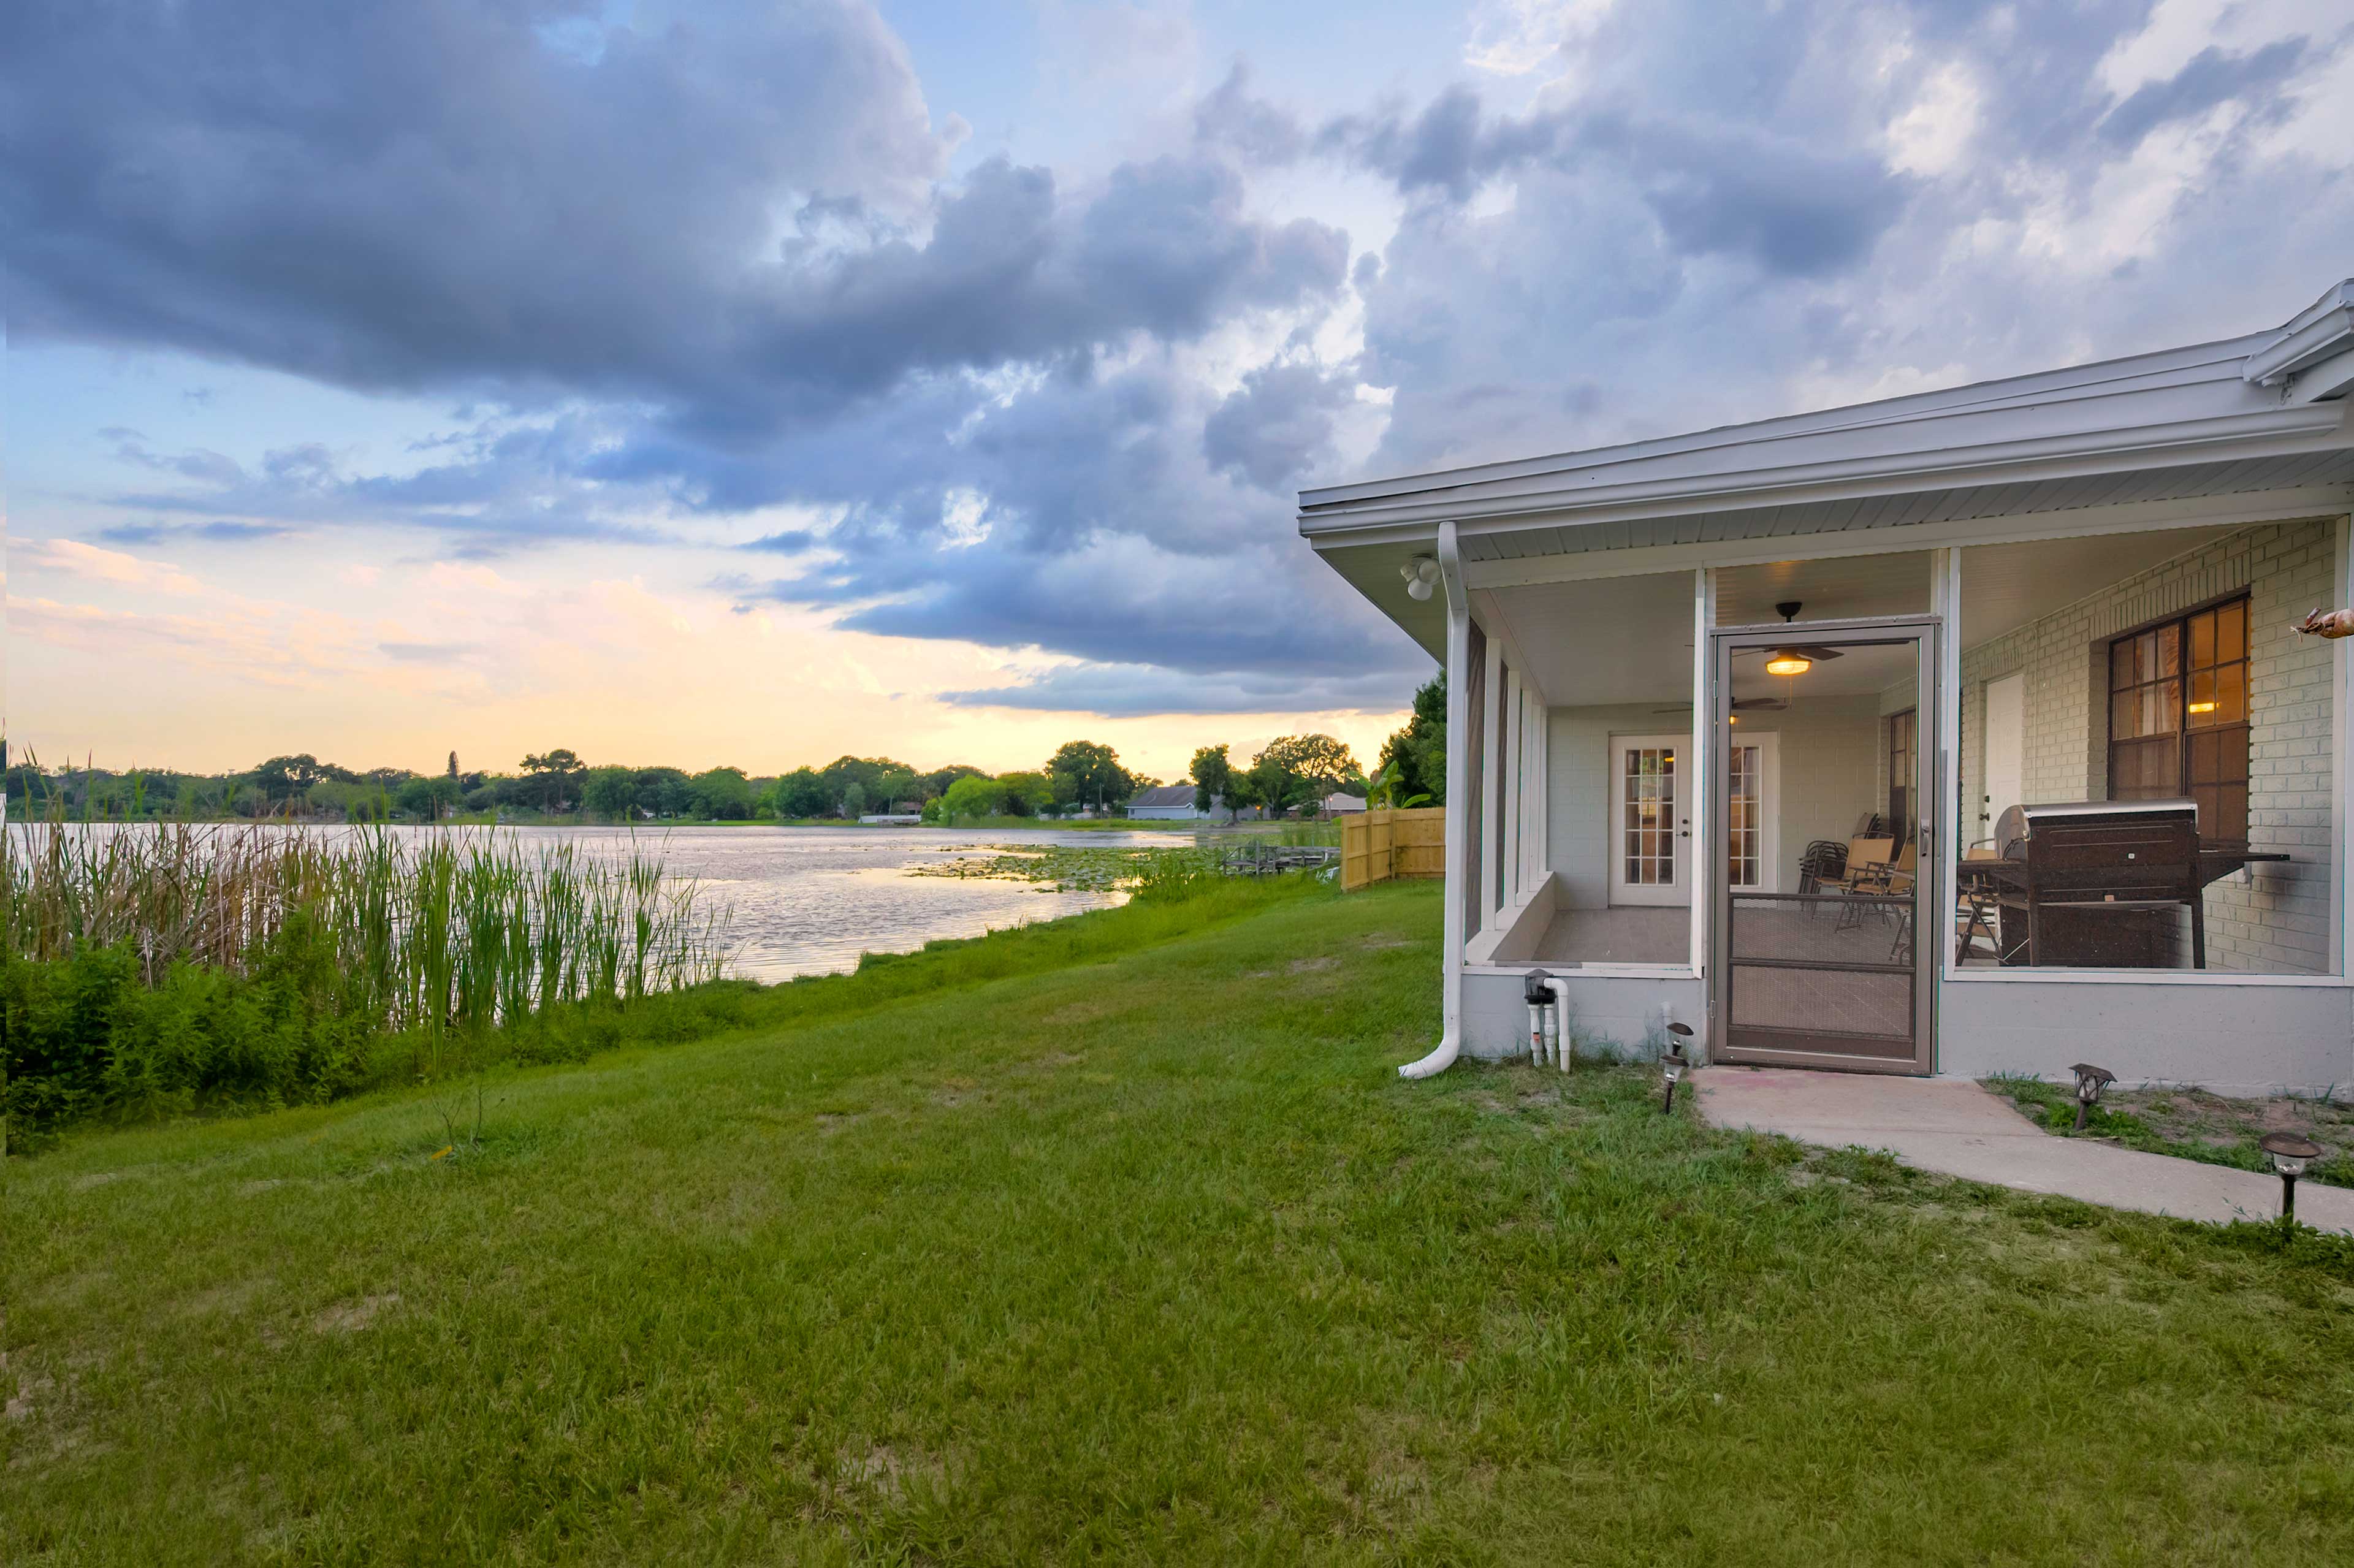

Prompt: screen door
[1710,619,1937,1074]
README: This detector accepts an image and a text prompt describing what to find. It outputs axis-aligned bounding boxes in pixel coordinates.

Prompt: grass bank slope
[9,883,2354,1565]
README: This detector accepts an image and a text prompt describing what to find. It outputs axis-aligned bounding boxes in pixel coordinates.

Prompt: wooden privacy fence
[1341,807,1445,891]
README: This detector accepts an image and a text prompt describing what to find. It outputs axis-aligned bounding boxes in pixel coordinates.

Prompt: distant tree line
[1184,733,1368,823]
[6,679,1444,826]
[7,739,1148,826]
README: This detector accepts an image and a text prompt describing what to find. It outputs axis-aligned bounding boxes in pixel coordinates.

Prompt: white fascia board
[2244,280,2354,386]
[1459,483,2354,591]
[1299,335,2270,517]
[1303,401,2351,539]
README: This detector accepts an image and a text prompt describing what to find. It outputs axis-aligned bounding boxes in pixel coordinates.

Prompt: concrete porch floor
[1692,1065,2354,1234]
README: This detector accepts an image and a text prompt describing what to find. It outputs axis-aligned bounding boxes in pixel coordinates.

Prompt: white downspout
[1400,520,1471,1079]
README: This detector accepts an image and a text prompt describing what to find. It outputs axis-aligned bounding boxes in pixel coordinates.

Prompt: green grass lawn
[9,881,2354,1565]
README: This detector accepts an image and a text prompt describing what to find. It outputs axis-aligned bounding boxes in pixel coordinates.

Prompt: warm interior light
[1728,714,1739,725]
[1764,652,1811,677]
[2188,701,2217,714]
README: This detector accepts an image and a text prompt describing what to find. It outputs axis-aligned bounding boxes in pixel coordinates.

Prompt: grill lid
[1995,798,2196,858]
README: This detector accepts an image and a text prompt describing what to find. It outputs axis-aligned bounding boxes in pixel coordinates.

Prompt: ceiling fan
[1739,601,1846,676]
[1653,696,1788,716]
[1655,601,1836,717]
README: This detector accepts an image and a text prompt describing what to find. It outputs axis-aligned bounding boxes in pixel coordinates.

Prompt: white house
[1302,279,2354,1096]
[1322,792,1368,815]
[1129,783,1213,820]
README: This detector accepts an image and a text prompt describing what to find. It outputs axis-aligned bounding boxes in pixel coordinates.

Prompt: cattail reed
[1,818,728,1036]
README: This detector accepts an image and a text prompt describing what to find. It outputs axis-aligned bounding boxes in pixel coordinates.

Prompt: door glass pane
[1727,744,1761,888]
[1622,748,1676,885]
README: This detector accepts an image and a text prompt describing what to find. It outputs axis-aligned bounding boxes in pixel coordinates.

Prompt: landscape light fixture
[2068,1062,2116,1130]
[2260,1131,2323,1223]
[1401,555,1441,601]
[1661,1022,1694,1113]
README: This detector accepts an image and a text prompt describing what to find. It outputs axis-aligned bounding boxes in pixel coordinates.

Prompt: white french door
[1609,735,1688,907]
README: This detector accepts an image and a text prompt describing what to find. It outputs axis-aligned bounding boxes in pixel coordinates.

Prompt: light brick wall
[1957,519,2343,975]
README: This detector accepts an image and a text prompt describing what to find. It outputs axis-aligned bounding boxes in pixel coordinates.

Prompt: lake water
[508,824,1200,983]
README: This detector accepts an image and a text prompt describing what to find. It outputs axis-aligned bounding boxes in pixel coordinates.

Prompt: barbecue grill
[1989,798,2201,967]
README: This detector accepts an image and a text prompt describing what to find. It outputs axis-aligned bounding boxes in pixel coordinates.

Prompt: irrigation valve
[2068,1062,2116,1132]
[1661,1022,1694,1114]
[2260,1132,2322,1224]
[1523,969,1553,1068]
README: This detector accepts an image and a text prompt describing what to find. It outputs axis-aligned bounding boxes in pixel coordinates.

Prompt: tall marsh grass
[2,819,726,1030]
[2,820,729,1140]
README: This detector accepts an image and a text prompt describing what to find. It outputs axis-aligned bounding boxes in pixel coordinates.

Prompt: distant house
[1129,783,1214,821]
[1322,792,1368,815]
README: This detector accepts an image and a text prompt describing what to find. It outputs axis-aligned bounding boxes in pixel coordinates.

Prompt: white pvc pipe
[1542,979,1574,1071]
[1526,1002,1545,1066]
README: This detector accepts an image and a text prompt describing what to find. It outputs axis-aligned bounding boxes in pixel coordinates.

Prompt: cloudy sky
[7,0,2352,784]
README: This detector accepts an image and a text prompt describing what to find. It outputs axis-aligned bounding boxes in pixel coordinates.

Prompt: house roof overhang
[1302,280,2354,656]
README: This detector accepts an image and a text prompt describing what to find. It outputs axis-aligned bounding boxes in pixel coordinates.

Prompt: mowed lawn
[8,882,2354,1566]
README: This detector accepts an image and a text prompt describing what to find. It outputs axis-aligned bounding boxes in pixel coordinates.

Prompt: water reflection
[535,825,1195,983]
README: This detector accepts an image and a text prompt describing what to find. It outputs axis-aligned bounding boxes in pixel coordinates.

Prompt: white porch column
[1689,568,1715,1007]
[1526,687,1548,896]
[1934,547,1963,983]
[1479,632,1505,928]
[1501,666,1524,907]
[2335,514,2351,979]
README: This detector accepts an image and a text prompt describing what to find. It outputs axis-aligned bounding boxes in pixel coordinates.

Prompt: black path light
[2259,1131,2324,1224]
[2068,1063,2117,1130]
[1661,1022,1694,1114]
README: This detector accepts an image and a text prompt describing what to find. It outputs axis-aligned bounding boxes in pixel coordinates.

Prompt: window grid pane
[2105,598,2249,832]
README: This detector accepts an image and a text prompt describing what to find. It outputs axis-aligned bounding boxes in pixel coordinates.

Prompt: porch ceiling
[1477,521,2248,709]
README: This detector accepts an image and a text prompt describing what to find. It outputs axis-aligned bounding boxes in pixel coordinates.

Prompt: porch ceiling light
[1401,555,1441,601]
[2069,1062,2116,1130]
[1763,650,1813,677]
[2260,1131,2324,1224]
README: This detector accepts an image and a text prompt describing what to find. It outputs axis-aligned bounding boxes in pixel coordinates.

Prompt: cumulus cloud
[940,661,1425,718]
[12,0,2353,727]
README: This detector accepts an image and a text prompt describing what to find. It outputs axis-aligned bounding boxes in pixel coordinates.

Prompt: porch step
[1692,1066,2354,1234]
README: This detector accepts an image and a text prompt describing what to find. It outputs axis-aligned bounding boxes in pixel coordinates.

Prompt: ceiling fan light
[1764,652,1812,676]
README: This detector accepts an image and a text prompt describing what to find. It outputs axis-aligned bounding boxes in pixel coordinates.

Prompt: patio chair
[1954,842,2006,964]
[1829,835,1897,934]
[1796,839,1849,910]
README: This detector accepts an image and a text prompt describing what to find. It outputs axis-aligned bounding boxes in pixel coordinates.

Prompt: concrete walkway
[1692,1065,2354,1234]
